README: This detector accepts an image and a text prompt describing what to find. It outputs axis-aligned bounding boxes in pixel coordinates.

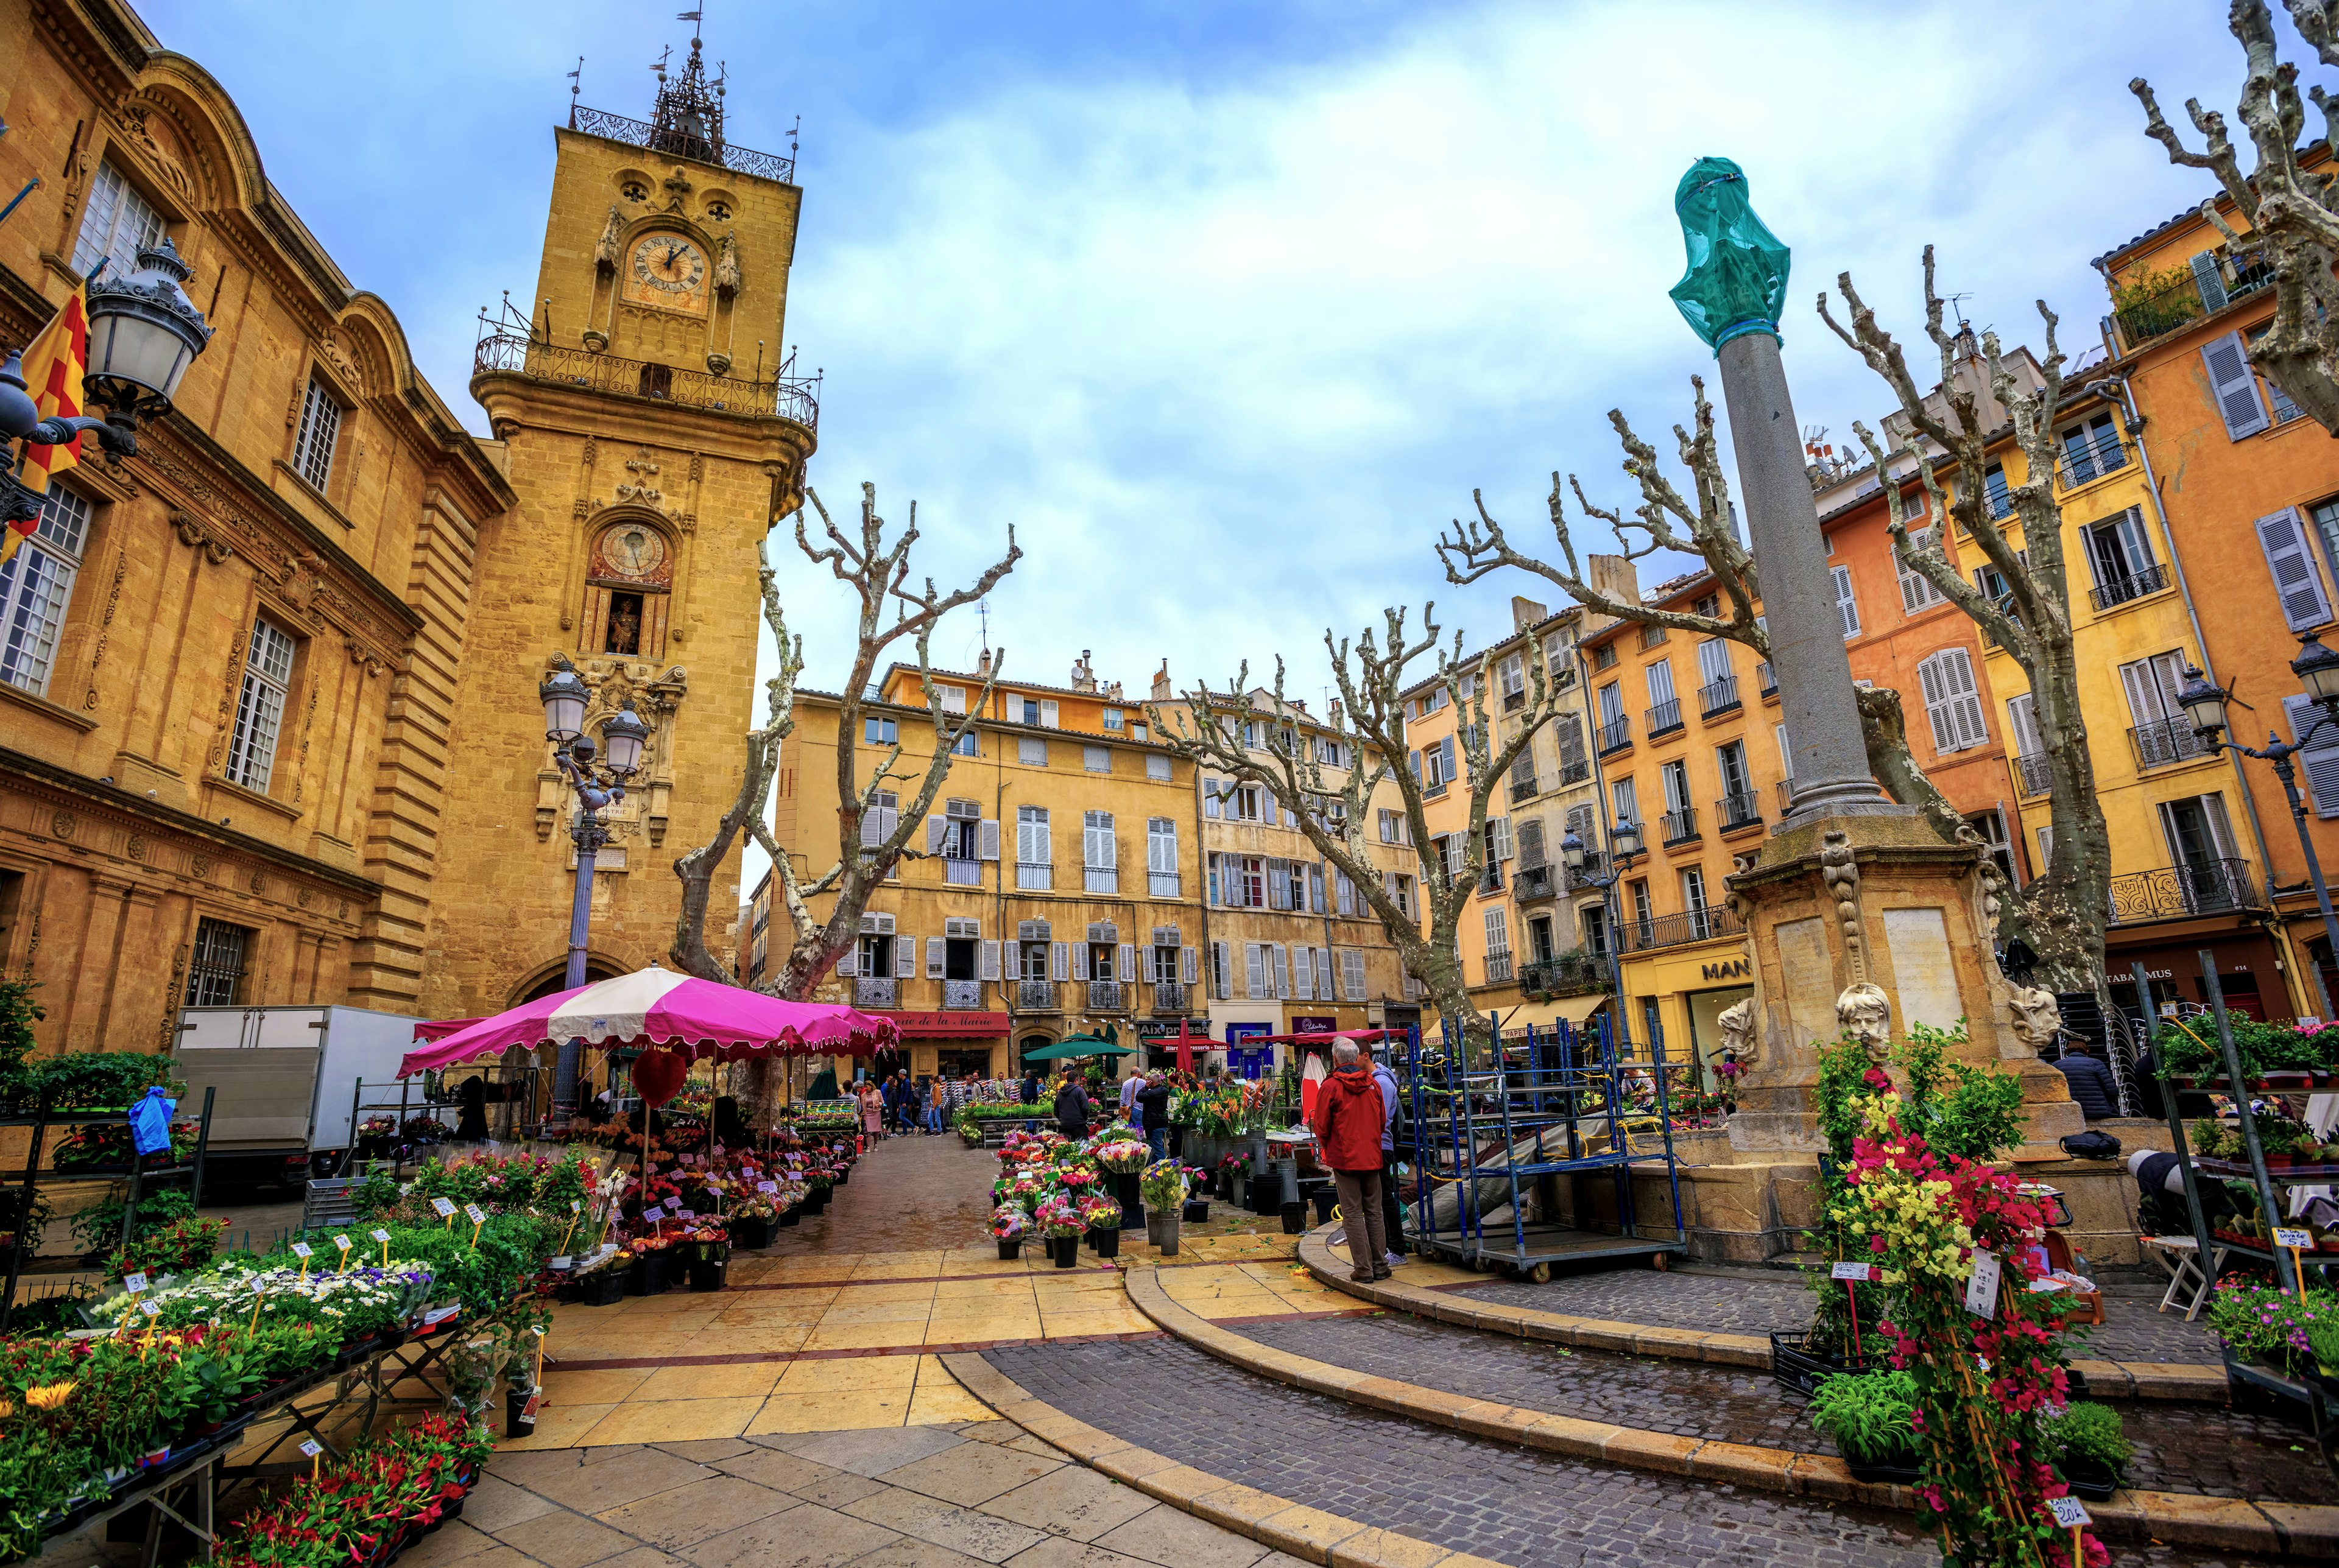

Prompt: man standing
[1371,1047,1406,1270]
[923,1072,948,1134]
[1118,1067,1143,1133]
[1136,1071,1173,1164]
[1309,1041,1390,1284]
[1054,1072,1093,1139]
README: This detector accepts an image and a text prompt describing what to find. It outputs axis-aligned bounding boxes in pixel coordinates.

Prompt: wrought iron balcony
[1646,698,1684,737]
[2014,752,2052,797]
[1660,807,1699,844]
[1017,861,1053,890]
[2054,434,2131,490]
[2131,715,2214,772]
[1484,950,1514,984]
[855,976,898,1008]
[2108,858,2263,924]
[1698,676,1740,717]
[942,979,984,1009]
[2087,561,2171,613]
[473,326,819,430]
[2111,248,2274,348]
[1756,662,1777,698]
[1148,873,1181,898]
[1518,957,1604,997]
[1017,977,1057,1010]
[567,100,798,182]
[1619,907,1745,954]
[945,857,983,887]
[1509,768,1540,803]
[1478,862,1505,895]
[1716,793,1763,832]
[1597,717,1632,754]
[1084,867,1118,895]
[1151,980,1188,1011]
[1087,980,1126,1011]
[1514,863,1558,901]
[1559,759,1591,785]
[1565,853,1608,891]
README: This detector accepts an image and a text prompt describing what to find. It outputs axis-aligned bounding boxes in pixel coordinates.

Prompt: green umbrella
[1024,1033,1134,1061]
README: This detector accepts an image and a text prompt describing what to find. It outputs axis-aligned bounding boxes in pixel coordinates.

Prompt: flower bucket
[1182,1199,1210,1224]
[1311,1190,1337,1224]
[997,1239,1022,1262]
[1115,1173,1145,1228]
[627,1251,669,1296]
[688,1256,727,1292]
[1279,1201,1306,1235]
[1148,1214,1180,1257]
[580,1270,626,1307]
[2058,1457,2120,1502]
[732,1215,774,1249]
[778,1204,802,1227]
[506,1383,538,1440]
[1051,1236,1079,1268]
[1088,1226,1120,1259]
[834,1167,850,1187]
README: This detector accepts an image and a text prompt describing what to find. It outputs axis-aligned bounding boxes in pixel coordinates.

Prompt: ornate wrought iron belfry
[648,29,728,169]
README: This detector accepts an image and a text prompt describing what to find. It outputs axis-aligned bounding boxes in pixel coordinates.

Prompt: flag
[2,283,89,572]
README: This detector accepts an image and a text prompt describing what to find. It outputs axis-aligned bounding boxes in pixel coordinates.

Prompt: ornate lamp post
[540,654,655,1110]
[2177,638,2339,1020]
[1559,818,1645,1038]
[0,238,212,523]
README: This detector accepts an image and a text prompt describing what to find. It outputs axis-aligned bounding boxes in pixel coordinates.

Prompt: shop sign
[1134,1019,1198,1041]
[1700,958,1751,982]
[889,1011,1009,1038]
[1291,1016,1336,1034]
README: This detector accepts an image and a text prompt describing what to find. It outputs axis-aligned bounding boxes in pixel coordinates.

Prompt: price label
[2047,1496,2092,1528]
[122,1271,148,1294]
[1964,1249,2002,1320]
[422,1304,460,1327]
[333,1235,352,1253]
[551,1256,573,1270]
[464,1203,488,1225]
[570,1200,582,1214]
[370,1229,392,1244]
[298,1440,325,1459]
[678,1209,696,1221]
[521,1393,542,1419]
[1829,1261,1875,1282]
[758,1182,777,1195]
[2275,1226,2315,1250]
[665,1196,682,1211]
[431,1197,457,1217]
[291,1242,314,1259]
[138,1299,163,1318]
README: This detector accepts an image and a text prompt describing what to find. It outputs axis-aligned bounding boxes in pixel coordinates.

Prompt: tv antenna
[1946,292,1975,331]
[566,57,584,116]
[978,599,991,658]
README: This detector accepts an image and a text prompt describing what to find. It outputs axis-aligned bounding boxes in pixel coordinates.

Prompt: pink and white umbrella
[398,963,897,1077]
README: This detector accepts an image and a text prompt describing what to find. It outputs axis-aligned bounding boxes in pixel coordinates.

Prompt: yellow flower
[24,1382,76,1411]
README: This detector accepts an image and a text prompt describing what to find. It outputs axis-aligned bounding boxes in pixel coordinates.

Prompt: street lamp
[1558,820,1645,999]
[540,653,656,1112]
[2178,640,2339,1021]
[0,238,213,525]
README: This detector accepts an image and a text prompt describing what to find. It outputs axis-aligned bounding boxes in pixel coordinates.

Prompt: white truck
[171,1005,424,1191]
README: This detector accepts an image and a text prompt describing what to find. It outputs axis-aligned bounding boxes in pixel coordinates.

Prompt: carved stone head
[2006,985,2063,1053]
[1836,982,1893,1063]
[1716,998,1755,1066]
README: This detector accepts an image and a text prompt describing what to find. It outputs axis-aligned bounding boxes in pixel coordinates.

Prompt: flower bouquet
[992,1204,1029,1260]
[1091,1139,1148,1175]
[1035,1195,1085,1267]
[683,1223,729,1292]
[1078,1195,1123,1257]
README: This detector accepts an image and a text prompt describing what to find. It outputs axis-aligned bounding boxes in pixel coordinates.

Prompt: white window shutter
[1244,943,1264,998]
[1039,698,1059,729]
[2285,695,2339,818]
[895,938,916,979]
[1204,779,1221,819]
[1051,940,1069,981]
[1917,655,1952,753]
[1212,941,1228,997]
[981,940,1001,980]
[1833,566,1860,638]
[926,816,946,854]
[1309,865,1325,912]
[1517,818,1547,870]
[1182,945,1199,984]
[1099,817,1117,868]
[859,805,883,848]
[1342,948,1364,1002]
[979,818,1001,860]
[2256,508,2335,631]
[925,936,944,978]
[1118,943,1135,982]
[1293,945,1314,1000]
[1076,943,1093,980]
[1314,948,1332,1000]
[1274,944,1292,999]
[836,944,858,977]
[2203,331,2270,440]
[1492,815,1514,860]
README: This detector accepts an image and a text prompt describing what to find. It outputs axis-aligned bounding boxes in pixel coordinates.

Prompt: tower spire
[649,12,725,166]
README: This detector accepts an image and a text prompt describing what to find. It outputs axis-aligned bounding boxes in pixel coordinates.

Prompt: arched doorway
[513,958,624,1006]
[1018,1033,1055,1074]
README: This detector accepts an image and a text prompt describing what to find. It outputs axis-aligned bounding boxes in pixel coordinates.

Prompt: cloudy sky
[143,0,2312,872]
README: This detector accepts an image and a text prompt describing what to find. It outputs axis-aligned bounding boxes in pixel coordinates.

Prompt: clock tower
[422,32,816,1021]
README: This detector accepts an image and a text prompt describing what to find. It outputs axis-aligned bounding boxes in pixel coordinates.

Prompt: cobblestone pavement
[417,1423,1313,1568]
[982,1338,2284,1568]
[1448,1263,2223,1363]
[1237,1312,2329,1503]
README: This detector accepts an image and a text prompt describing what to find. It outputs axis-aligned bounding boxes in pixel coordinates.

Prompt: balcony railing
[1502,686,1526,712]
[2014,752,2052,797]
[1514,864,1558,901]
[1565,853,1608,892]
[1087,979,1126,1011]
[2055,434,2131,490]
[1698,676,1740,717]
[1484,950,1514,984]
[1597,717,1632,754]
[942,979,984,1009]
[1017,861,1053,890]
[1018,977,1057,1010]
[473,328,820,431]
[1716,792,1763,832]
[2131,715,2214,772]
[945,857,983,887]
[1509,769,1540,803]
[855,976,898,1008]
[1152,980,1188,1011]
[1660,807,1699,844]
[2111,248,2275,348]
[1478,863,1505,895]
[567,100,798,182]
[2108,858,2263,924]
[2087,561,2171,613]
[1518,958,1606,997]
[1620,907,1745,954]
[1756,662,1777,698]
[1646,698,1684,737]
[1084,867,1118,894]
[1559,759,1591,785]
[1148,872,1181,898]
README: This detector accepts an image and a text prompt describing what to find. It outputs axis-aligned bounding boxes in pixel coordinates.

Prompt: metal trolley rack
[1403,1012,1686,1281]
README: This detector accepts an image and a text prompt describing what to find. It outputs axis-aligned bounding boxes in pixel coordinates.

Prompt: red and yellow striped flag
[2,283,90,571]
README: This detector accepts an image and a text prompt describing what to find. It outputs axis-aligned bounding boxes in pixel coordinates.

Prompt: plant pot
[1182,1200,1210,1224]
[627,1251,669,1296]
[1115,1173,1144,1225]
[732,1215,774,1250]
[1090,1227,1120,1259]
[2058,1456,2121,1502]
[997,1239,1023,1261]
[834,1168,849,1187]
[1051,1235,1079,1268]
[1149,1215,1180,1256]
[580,1270,626,1306]
[1279,1201,1306,1235]
[688,1257,727,1292]
[506,1384,538,1440]
[1840,1451,1923,1486]
[1768,1331,1880,1398]
[1311,1190,1337,1224]
[779,1204,802,1227]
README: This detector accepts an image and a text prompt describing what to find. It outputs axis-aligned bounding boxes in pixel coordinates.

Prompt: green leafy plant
[30,1050,177,1112]
[2307,1310,2339,1373]
[2043,1401,2132,1474]
[1891,1021,2025,1162]
[71,1186,196,1256]
[1807,1369,1919,1463]
[0,976,40,1109]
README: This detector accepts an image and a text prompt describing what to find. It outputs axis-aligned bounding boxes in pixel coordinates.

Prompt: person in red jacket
[1308,1041,1390,1282]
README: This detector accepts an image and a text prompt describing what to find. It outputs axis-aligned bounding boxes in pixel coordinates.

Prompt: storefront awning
[1497,993,1612,1033]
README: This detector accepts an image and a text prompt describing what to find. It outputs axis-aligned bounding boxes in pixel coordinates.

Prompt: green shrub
[32,1050,177,1111]
[72,1186,196,1255]
[2044,1401,2132,1472]
[1808,1369,1919,1463]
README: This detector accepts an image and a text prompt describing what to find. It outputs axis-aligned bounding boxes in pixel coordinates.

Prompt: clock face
[598,525,668,581]
[624,233,708,311]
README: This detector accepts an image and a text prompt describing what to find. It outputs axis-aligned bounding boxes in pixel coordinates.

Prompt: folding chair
[2142,1234,2223,1321]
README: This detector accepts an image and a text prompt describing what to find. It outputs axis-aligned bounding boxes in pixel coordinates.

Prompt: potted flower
[992,1204,1028,1261]
[626,1232,676,1295]
[1035,1197,1085,1267]
[2044,1401,2131,1502]
[573,1247,628,1306]
[803,1169,834,1214]
[1092,1138,1150,1230]
[1141,1160,1187,1255]
[685,1224,729,1291]
[729,1192,777,1250]
[1807,1369,1920,1485]
[1079,1195,1123,1257]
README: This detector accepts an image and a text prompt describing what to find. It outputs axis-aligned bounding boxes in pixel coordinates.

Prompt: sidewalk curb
[937,1351,1511,1568]
[1293,1229,2229,1402]
[1135,1250,2335,1558]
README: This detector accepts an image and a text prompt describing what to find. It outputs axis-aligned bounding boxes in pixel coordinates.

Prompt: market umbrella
[1023,1033,1134,1061]
[397,963,898,1077]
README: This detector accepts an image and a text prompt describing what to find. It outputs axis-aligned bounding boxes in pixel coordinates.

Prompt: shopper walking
[1054,1072,1093,1139]
[1136,1071,1173,1164]
[1309,1041,1390,1283]
[1371,1048,1406,1269]
[922,1074,947,1134]
[899,1074,926,1137]
[856,1077,884,1138]
[1118,1067,1143,1132]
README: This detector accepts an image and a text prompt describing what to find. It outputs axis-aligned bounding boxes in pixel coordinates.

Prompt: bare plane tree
[2133,0,2339,434]
[671,482,1017,1107]
[1439,256,2112,992]
[1148,607,1567,1055]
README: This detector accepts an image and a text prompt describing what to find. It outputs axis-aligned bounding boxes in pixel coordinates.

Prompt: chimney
[976,649,992,678]
[1510,595,1548,633]
[1151,659,1172,702]
[1071,650,1096,693]
[1104,680,1123,701]
[1330,698,1344,726]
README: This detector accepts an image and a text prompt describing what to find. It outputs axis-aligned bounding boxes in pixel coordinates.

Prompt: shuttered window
[1916,648,1988,754]
[1897,529,1945,613]
[2284,696,2339,820]
[2256,508,2335,631]
[1832,565,1861,638]
[2203,331,2270,441]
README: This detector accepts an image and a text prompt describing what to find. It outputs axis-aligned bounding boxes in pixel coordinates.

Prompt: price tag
[370,1228,392,1244]
[421,1304,460,1327]
[333,1235,352,1253]
[2047,1496,2092,1528]
[522,1393,542,1419]
[1830,1261,1875,1282]
[2275,1226,2315,1250]
[291,1242,314,1259]
[570,1200,582,1214]
[1964,1249,2002,1320]
[139,1299,163,1318]
[298,1440,324,1460]
[464,1203,488,1225]
[665,1196,682,1212]
[122,1271,148,1294]
[757,1182,777,1195]
[551,1256,573,1270]
[677,1209,696,1221]
[431,1197,457,1217]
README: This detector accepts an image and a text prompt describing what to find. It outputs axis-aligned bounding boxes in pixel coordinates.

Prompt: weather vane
[566,56,583,114]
